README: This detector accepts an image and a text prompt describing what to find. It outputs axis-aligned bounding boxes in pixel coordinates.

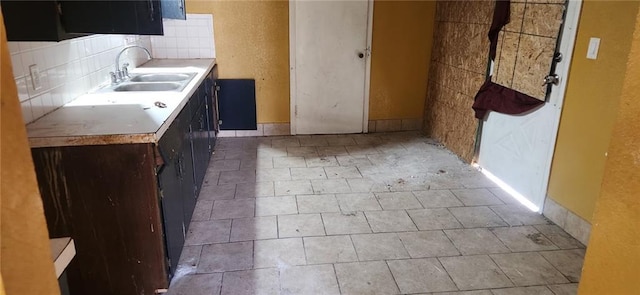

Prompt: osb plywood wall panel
[424,0,493,162]
[493,0,565,100]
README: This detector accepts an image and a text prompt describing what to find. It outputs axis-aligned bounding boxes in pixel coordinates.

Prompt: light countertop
[27,59,216,148]
[50,238,75,278]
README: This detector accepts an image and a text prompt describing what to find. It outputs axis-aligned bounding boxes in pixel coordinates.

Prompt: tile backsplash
[9,13,216,125]
[9,35,152,124]
[150,14,215,59]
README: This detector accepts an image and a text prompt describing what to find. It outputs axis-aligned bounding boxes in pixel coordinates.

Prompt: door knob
[542,74,560,86]
[358,52,364,58]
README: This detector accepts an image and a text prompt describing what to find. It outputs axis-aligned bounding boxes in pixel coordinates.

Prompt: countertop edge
[27,59,216,148]
[50,238,76,278]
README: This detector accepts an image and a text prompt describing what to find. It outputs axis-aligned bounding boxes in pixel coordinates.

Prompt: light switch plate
[587,37,600,60]
[29,64,42,91]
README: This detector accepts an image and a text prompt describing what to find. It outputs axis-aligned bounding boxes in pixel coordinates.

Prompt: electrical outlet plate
[587,37,600,60]
[29,64,42,91]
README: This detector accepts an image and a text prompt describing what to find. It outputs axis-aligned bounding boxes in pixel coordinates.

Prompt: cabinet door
[161,0,186,20]
[60,0,162,35]
[158,122,186,277]
[181,124,197,230]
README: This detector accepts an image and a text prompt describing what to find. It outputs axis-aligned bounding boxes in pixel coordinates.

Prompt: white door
[290,0,372,134]
[477,1,582,211]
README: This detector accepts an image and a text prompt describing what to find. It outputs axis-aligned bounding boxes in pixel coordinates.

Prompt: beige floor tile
[444,228,510,255]
[274,180,313,196]
[311,179,352,194]
[191,199,213,221]
[290,167,327,180]
[321,212,372,235]
[448,207,508,228]
[351,233,410,261]
[253,238,306,268]
[211,199,255,219]
[346,178,382,193]
[230,216,278,242]
[303,235,358,264]
[235,182,275,198]
[488,187,521,205]
[539,249,585,282]
[299,137,329,147]
[286,146,319,157]
[167,273,222,295]
[547,283,579,295]
[208,159,241,172]
[273,156,307,168]
[413,190,464,208]
[336,155,373,166]
[491,252,569,286]
[365,210,418,232]
[184,220,231,245]
[305,156,340,167]
[278,213,326,238]
[280,264,340,295]
[336,193,382,212]
[533,225,584,249]
[490,286,555,295]
[398,231,460,258]
[388,258,458,293]
[296,194,340,214]
[490,204,551,226]
[239,157,274,169]
[450,188,504,206]
[255,168,292,182]
[491,226,559,252]
[375,192,423,210]
[197,241,253,273]
[324,166,363,178]
[432,291,493,295]
[176,245,202,270]
[316,146,349,157]
[272,138,300,148]
[334,261,400,295]
[326,137,357,146]
[439,255,513,290]
[346,144,381,156]
[255,196,298,216]
[218,169,256,184]
[198,184,236,200]
[407,208,463,230]
[221,268,280,295]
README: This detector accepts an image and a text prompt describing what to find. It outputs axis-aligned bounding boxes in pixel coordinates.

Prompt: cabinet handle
[148,0,155,21]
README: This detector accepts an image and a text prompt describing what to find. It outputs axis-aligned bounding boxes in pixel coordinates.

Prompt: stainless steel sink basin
[130,73,196,82]
[114,82,183,92]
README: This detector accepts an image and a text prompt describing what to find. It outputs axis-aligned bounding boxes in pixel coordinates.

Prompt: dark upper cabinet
[0,1,88,41]
[60,0,163,35]
[1,0,186,41]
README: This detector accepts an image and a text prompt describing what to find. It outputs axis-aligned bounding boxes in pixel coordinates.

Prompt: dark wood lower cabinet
[32,144,168,295]
[31,66,219,295]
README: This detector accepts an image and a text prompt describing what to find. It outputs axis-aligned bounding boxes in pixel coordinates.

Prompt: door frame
[288,0,375,135]
[477,0,583,211]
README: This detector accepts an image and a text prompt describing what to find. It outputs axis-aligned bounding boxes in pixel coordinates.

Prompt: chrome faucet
[111,45,152,84]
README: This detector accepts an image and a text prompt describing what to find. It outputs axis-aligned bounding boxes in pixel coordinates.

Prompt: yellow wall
[0,11,61,295]
[578,8,640,293]
[187,0,290,123]
[187,0,435,124]
[369,0,435,120]
[547,0,640,221]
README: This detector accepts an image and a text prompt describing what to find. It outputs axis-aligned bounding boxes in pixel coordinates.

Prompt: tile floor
[167,132,585,295]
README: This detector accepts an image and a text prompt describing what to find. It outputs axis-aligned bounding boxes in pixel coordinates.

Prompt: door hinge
[219,119,223,126]
[215,85,221,91]
[295,105,298,116]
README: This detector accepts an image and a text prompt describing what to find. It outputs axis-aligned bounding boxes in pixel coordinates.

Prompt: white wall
[9,35,152,124]
[9,13,216,125]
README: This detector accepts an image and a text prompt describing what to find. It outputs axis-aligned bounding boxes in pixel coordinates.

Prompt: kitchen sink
[114,82,183,92]
[130,73,196,83]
